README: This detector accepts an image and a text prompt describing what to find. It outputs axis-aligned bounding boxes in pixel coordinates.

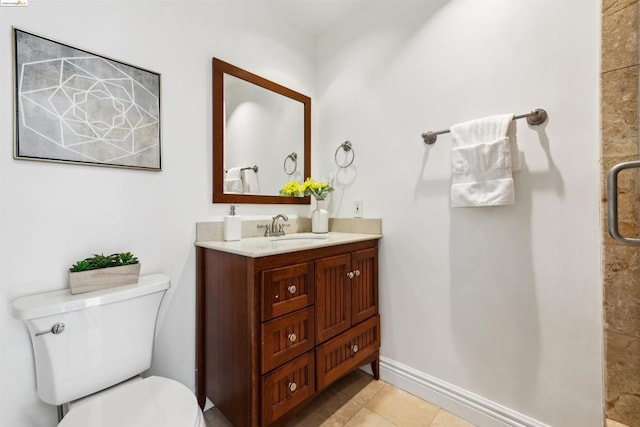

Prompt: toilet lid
[59,376,202,427]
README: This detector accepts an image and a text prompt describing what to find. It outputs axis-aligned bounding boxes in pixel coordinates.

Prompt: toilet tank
[12,274,170,405]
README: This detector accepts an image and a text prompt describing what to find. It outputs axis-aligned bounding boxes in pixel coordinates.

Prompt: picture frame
[13,28,162,170]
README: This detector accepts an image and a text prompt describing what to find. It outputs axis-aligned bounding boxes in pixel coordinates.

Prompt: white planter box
[69,263,141,295]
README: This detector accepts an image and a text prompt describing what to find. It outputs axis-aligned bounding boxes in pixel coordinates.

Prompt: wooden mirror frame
[212,58,311,204]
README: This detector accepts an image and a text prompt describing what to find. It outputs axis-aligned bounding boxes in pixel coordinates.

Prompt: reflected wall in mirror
[212,58,311,204]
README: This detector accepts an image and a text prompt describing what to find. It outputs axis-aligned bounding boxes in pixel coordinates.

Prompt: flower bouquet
[280,178,334,200]
[280,178,334,233]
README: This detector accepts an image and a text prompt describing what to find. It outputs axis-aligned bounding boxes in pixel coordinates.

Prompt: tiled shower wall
[602,1,640,425]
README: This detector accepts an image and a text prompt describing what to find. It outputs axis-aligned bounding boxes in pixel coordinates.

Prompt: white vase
[312,199,329,233]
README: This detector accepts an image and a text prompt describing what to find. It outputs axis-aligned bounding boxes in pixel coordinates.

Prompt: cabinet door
[351,248,378,325]
[315,254,351,343]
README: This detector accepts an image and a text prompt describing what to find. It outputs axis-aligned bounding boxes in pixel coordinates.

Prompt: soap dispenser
[224,205,241,241]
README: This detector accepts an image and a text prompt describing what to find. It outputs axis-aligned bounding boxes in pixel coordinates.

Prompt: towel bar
[421,108,548,145]
[225,165,258,173]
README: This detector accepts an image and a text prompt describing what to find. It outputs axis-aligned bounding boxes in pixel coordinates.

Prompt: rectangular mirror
[212,58,311,204]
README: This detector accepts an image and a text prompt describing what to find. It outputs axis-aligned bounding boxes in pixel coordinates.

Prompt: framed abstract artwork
[13,28,162,170]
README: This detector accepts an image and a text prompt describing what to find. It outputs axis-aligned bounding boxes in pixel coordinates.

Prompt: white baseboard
[378,356,550,427]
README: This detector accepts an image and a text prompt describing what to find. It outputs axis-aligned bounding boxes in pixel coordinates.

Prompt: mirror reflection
[212,58,310,204]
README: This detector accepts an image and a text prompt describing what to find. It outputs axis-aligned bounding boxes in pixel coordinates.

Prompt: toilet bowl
[59,376,205,427]
[12,274,204,427]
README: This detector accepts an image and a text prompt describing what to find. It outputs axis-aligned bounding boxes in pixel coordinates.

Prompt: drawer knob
[354,269,360,277]
[351,344,359,353]
[288,285,297,294]
[288,333,297,342]
[288,382,297,392]
[347,271,354,279]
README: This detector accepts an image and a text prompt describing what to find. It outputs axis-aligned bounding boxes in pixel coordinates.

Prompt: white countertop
[195,232,382,258]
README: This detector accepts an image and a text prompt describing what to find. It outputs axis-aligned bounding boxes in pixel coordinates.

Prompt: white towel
[225,167,243,193]
[241,168,260,194]
[450,113,517,207]
[507,119,521,171]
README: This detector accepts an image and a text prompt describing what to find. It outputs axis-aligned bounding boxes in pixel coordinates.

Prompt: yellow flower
[302,178,334,200]
[279,178,334,200]
[279,180,304,196]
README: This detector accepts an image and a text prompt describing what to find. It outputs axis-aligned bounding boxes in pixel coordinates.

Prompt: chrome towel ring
[335,141,355,168]
[284,152,297,175]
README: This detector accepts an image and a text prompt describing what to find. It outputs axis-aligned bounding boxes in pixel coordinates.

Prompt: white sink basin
[270,233,329,242]
[267,233,330,248]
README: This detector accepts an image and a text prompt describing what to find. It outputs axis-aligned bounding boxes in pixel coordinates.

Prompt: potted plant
[68,252,141,294]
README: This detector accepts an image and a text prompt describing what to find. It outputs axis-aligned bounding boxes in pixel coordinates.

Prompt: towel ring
[284,152,298,175]
[335,141,355,168]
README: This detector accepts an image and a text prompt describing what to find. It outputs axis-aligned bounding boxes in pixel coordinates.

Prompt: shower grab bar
[421,108,548,144]
[607,160,640,245]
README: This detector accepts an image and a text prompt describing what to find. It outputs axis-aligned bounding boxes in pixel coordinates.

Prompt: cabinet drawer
[316,314,380,391]
[262,351,315,426]
[262,262,314,321]
[262,307,315,373]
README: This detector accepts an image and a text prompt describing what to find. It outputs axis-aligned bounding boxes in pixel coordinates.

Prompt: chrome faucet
[264,214,289,237]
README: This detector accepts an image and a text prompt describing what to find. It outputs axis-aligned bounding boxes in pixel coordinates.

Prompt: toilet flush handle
[35,322,65,336]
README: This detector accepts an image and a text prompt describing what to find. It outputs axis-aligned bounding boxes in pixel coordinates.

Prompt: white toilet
[12,274,205,427]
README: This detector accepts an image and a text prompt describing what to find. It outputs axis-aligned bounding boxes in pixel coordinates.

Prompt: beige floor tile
[333,370,386,406]
[343,407,396,427]
[430,409,476,427]
[287,391,362,427]
[287,379,368,427]
[287,410,331,427]
[319,399,367,427]
[203,406,233,427]
[607,418,631,427]
[365,383,439,426]
[288,370,383,426]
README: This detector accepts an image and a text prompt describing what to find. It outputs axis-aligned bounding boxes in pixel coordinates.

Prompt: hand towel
[241,168,260,194]
[450,113,516,207]
[225,167,243,193]
[507,119,521,171]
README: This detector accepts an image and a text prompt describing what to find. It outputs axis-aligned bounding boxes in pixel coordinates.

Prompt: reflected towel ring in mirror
[284,152,298,175]
[335,141,355,168]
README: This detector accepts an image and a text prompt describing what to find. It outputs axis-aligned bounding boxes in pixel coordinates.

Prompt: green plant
[69,252,139,272]
[118,252,138,265]
[70,259,93,272]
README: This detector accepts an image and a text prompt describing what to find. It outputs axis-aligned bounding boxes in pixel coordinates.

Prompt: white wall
[0,2,314,426]
[316,1,602,426]
[0,1,603,427]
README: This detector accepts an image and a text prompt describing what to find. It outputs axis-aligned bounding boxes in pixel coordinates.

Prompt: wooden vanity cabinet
[196,239,380,427]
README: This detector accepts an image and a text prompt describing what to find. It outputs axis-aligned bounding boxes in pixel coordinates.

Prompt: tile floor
[203,369,475,426]
[606,420,631,427]
[203,370,634,426]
